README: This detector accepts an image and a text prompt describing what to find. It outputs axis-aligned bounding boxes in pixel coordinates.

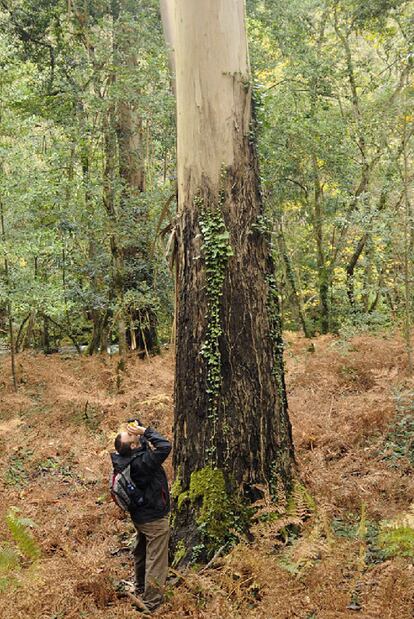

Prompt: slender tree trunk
[311,154,329,333]
[77,103,105,355]
[169,0,294,562]
[103,105,127,360]
[114,0,159,355]
[362,238,373,312]
[0,195,17,391]
[345,153,400,311]
[346,232,368,309]
[308,15,330,334]
[275,219,312,337]
[42,315,52,354]
[402,91,413,373]
[0,85,17,389]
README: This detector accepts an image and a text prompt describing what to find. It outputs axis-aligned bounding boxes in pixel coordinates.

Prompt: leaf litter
[0,333,413,618]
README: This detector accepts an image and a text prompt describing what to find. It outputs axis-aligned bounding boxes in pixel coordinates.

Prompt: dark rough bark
[173,120,295,560]
[346,232,368,310]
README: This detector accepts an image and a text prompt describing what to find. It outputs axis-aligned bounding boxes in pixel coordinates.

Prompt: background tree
[0,0,175,362]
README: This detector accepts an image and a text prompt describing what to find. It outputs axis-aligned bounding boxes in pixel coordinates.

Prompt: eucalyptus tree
[163,0,294,562]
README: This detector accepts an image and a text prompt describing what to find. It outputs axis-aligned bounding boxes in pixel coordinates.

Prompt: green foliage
[286,482,317,519]
[4,455,29,487]
[248,0,414,336]
[0,507,40,592]
[175,466,249,558]
[0,0,413,355]
[172,539,186,568]
[5,508,41,562]
[331,515,392,564]
[0,545,20,573]
[276,502,329,576]
[378,525,414,558]
[0,544,20,593]
[189,466,232,543]
[377,503,414,559]
[199,203,233,459]
[381,391,414,466]
[0,1,175,355]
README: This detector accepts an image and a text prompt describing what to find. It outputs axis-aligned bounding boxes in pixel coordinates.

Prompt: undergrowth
[381,389,414,466]
[4,452,32,487]
[0,508,41,592]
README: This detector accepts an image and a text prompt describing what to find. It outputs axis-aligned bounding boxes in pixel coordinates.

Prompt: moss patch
[189,466,232,543]
[174,466,249,557]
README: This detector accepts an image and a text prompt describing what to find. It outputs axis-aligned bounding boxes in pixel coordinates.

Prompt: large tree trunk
[170,0,294,562]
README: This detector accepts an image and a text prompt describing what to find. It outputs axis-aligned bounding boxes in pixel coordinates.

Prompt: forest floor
[0,332,413,619]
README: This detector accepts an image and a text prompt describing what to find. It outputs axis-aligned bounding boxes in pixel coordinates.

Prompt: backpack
[110,455,146,513]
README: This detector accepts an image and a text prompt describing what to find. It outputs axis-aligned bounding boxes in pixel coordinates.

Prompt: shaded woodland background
[0,0,413,359]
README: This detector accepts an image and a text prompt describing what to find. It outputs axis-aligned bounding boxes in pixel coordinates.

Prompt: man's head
[114,431,138,457]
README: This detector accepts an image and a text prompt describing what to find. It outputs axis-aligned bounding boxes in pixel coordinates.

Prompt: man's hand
[126,421,147,437]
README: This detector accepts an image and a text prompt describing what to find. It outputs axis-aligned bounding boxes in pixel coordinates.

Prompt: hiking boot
[116,579,136,594]
[135,582,145,596]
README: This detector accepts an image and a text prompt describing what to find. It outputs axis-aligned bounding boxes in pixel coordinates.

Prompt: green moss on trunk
[173,466,250,559]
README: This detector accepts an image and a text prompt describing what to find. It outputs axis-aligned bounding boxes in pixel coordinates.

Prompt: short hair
[114,433,132,457]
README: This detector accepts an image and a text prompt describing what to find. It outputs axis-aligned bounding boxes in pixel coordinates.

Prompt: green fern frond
[379,526,414,558]
[0,545,20,574]
[5,508,41,562]
[287,482,317,520]
[0,544,21,593]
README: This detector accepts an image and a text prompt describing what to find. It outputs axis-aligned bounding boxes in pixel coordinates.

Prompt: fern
[286,482,317,520]
[379,526,414,558]
[0,545,21,593]
[5,508,41,562]
[0,545,20,573]
[378,503,414,558]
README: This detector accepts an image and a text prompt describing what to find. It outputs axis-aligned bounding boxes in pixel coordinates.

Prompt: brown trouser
[133,516,170,612]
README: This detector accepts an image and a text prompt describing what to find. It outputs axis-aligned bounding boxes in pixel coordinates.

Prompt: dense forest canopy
[0,0,413,360]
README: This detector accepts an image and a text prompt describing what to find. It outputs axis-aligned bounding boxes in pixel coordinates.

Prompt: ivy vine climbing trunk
[167,0,294,562]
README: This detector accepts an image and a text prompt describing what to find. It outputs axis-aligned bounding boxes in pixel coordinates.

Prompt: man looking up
[111,420,171,614]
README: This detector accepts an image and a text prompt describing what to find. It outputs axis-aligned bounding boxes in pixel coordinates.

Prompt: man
[111,420,172,614]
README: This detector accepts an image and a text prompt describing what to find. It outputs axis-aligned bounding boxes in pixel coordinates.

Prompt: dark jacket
[111,427,171,524]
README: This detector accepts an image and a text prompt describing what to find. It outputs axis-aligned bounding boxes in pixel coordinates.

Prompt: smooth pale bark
[175,0,249,197]
[170,0,294,560]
